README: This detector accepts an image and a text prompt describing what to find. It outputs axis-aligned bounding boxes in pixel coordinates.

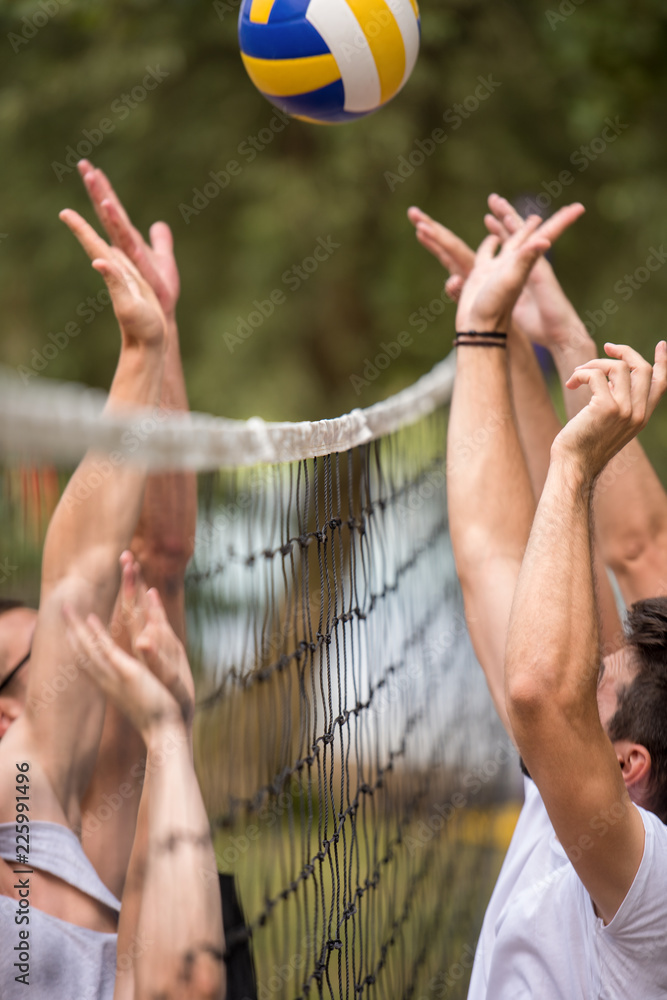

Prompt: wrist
[120,329,165,356]
[548,320,595,362]
[548,445,595,497]
[145,715,189,754]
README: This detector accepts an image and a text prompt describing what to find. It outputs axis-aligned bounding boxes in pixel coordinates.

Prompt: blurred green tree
[1,0,667,469]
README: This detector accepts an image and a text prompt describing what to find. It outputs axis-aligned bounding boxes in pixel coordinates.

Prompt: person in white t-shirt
[408,203,667,999]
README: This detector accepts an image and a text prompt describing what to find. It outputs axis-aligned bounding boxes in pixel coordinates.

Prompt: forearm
[133,724,224,999]
[448,345,535,732]
[506,457,599,729]
[130,315,197,640]
[508,327,562,498]
[551,326,667,600]
[510,325,623,649]
[449,346,535,572]
[41,341,163,606]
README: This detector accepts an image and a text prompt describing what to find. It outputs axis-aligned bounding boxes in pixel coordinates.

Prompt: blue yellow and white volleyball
[238,0,421,124]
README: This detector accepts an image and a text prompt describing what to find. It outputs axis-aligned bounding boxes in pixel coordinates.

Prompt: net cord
[0,355,455,471]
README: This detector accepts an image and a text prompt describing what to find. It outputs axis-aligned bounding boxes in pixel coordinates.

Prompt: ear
[615,740,652,801]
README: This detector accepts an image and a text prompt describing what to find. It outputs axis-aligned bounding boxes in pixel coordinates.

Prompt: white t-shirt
[468,777,667,999]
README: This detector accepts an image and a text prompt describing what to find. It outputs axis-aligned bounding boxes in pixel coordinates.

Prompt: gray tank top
[0,821,120,999]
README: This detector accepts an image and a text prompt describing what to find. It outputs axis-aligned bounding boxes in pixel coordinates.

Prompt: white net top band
[0,355,455,471]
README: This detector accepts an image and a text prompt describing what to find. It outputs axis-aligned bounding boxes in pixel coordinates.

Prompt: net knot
[327,939,343,951]
[329,517,342,530]
[280,541,293,556]
[298,533,312,548]
[315,530,326,543]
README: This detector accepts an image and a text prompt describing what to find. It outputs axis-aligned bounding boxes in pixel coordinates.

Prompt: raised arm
[74,162,198,897]
[65,589,224,1000]
[412,202,623,653]
[409,203,585,500]
[407,212,551,736]
[78,160,197,635]
[487,193,667,606]
[0,213,166,828]
[505,341,667,923]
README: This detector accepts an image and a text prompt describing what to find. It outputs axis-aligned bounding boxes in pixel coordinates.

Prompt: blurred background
[1,0,667,465]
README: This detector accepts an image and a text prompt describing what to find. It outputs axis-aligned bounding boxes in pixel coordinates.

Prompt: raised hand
[408,206,475,302]
[455,216,551,333]
[485,194,587,349]
[78,160,180,319]
[60,208,166,350]
[116,553,195,730]
[554,342,667,478]
[64,608,184,745]
[408,199,587,349]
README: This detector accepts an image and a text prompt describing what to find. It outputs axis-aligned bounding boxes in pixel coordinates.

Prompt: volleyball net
[0,358,517,1000]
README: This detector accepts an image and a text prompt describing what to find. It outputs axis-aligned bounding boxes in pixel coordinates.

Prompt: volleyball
[238,0,421,125]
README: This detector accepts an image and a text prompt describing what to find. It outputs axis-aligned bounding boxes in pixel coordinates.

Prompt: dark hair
[0,599,26,617]
[608,598,667,823]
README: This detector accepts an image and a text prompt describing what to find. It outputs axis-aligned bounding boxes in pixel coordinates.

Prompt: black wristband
[455,330,507,340]
[453,340,507,349]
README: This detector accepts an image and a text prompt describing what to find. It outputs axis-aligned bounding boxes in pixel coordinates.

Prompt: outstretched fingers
[409,206,476,276]
[537,203,585,245]
[565,366,620,409]
[567,357,632,411]
[487,194,585,247]
[445,274,464,302]
[603,342,667,418]
[64,606,138,699]
[59,208,110,263]
[79,162,140,255]
[503,214,544,252]
[149,221,174,256]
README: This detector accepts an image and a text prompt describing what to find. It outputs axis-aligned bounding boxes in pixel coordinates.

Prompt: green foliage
[1,0,667,469]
